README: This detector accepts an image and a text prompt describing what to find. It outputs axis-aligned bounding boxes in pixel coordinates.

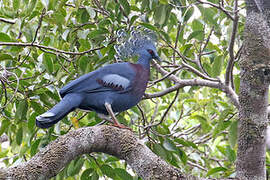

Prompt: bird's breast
[129,63,150,96]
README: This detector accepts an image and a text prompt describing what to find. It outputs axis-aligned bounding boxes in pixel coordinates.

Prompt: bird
[36,27,160,129]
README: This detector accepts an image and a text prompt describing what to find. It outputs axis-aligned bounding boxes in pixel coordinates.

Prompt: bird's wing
[59,63,136,97]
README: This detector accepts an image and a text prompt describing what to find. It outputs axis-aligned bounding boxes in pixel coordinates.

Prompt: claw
[111,123,132,131]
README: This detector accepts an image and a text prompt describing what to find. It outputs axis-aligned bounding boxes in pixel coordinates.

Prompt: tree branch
[196,0,234,20]
[0,125,183,180]
[0,42,104,55]
[150,61,240,108]
[0,17,16,24]
[225,0,239,86]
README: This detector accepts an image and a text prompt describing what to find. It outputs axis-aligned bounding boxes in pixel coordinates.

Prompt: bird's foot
[111,123,132,131]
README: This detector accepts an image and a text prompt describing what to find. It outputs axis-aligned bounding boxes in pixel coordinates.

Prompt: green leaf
[90,171,99,180]
[229,120,238,148]
[211,55,223,77]
[0,120,10,136]
[73,158,85,176]
[154,5,167,25]
[183,7,194,22]
[81,9,90,23]
[86,6,96,19]
[16,127,23,145]
[174,138,198,149]
[54,13,65,26]
[206,167,227,176]
[119,0,130,15]
[15,100,28,121]
[163,139,178,152]
[13,0,20,10]
[30,101,44,114]
[30,139,41,156]
[225,145,236,162]
[192,19,204,31]
[81,168,94,180]
[0,54,13,61]
[114,168,133,180]
[187,30,204,41]
[130,15,139,26]
[201,7,218,27]
[234,75,240,94]
[213,120,231,137]
[191,115,211,132]
[100,165,116,179]
[26,0,37,15]
[79,56,89,73]
[0,33,12,42]
[159,0,169,4]
[28,112,37,131]
[43,54,54,74]
[68,158,85,176]
[178,149,187,165]
[213,109,233,137]
[152,143,167,160]
[88,29,108,39]
[140,23,158,31]
[0,149,8,158]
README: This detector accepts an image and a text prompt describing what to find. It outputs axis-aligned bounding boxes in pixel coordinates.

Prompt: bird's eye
[147,49,155,56]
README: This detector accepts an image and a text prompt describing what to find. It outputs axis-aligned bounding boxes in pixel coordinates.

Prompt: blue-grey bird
[36,28,160,129]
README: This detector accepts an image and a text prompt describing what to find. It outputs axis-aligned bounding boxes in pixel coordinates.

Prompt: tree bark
[0,125,183,180]
[236,0,270,179]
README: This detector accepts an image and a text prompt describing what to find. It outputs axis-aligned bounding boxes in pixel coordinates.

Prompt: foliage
[0,0,254,179]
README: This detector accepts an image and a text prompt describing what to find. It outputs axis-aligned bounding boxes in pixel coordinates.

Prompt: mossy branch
[1,125,183,180]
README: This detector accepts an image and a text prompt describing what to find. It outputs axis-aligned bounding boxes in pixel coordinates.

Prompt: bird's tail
[36,93,83,128]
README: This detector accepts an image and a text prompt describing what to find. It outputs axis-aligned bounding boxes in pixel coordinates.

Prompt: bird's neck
[137,54,151,69]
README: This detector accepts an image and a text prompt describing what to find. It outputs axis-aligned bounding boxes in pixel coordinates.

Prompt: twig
[0,70,20,111]
[196,0,234,20]
[173,23,182,64]
[154,89,180,127]
[225,0,238,86]
[148,66,183,87]
[5,50,31,70]
[187,160,207,171]
[32,8,46,44]
[182,61,219,82]
[0,17,16,24]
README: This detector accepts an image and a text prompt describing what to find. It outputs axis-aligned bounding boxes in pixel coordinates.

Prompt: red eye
[147,49,154,56]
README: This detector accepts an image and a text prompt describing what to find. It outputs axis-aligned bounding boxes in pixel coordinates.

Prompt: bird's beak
[154,54,162,62]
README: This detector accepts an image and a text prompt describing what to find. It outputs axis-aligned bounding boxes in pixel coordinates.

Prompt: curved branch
[196,0,234,20]
[1,125,183,180]
[151,61,239,108]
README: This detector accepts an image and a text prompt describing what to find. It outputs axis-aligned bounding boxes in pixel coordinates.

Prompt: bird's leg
[104,102,131,130]
[97,113,113,123]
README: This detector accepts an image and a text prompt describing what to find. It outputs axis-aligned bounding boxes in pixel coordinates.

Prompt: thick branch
[1,126,183,180]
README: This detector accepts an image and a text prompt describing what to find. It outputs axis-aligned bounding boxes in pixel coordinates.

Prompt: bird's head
[135,43,161,61]
[114,27,161,62]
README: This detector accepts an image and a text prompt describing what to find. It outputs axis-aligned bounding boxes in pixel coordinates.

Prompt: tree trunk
[236,0,270,179]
